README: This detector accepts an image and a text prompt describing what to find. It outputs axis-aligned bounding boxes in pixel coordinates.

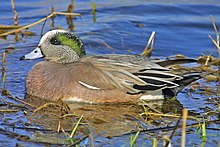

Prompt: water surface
[0,0,220,146]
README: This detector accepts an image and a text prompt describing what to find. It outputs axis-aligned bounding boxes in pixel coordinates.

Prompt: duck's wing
[154,58,198,67]
[80,56,184,94]
[66,59,145,93]
[93,54,169,70]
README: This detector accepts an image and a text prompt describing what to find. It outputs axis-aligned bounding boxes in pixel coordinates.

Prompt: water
[0,0,220,146]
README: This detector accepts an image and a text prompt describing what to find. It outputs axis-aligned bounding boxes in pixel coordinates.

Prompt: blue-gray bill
[20,47,43,60]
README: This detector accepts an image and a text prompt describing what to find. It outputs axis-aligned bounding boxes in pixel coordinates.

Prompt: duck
[20,29,202,104]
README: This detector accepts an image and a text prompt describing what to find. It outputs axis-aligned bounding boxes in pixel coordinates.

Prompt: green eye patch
[56,33,85,57]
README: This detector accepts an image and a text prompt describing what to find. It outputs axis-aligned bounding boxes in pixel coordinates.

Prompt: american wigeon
[20,30,201,104]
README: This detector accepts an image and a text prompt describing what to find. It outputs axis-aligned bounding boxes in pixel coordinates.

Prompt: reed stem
[181,108,188,147]
[0,12,81,37]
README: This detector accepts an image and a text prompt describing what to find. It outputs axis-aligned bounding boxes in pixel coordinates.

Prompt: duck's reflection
[26,96,182,138]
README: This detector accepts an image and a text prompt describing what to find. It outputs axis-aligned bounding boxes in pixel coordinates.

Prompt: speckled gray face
[51,31,86,58]
[20,30,86,63]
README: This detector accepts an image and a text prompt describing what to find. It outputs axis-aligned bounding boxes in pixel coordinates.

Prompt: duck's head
[20,29,85,64]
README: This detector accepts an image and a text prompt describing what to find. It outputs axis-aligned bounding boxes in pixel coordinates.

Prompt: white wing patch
[78,81,100,90]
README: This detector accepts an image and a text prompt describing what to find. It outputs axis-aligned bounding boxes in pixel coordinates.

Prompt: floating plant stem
[11,0,18,26]
[89,133,94,147]
[2,52,6,87]
[51,3,55,29]
[70,115,83,137]
[34,103,54,113]
[209,15,220,79]
[201,120,207,142]
[11,0,20,41]
[0,109,18,113]
[144,112,197,120]
[153,138,158,147]
[163,136,171,147]
[69,115,83,144]
[57,121,61,132]
[0,25,22,29]
[130,131,140,147]
[181,108,188,147]
[66,0,75,31]
[91,1,96,14]
[141,31,156,58]
[209,35,220,79]
[91,1,97,22]
[165,113,182,147]
[210,15,219,46]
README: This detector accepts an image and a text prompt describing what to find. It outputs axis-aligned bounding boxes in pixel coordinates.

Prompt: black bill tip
[19,55,26,61]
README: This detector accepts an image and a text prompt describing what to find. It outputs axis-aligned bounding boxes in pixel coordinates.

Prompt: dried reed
[1,52,6,87]
[11,0,20,41]
[209,15,220,79]
[181,108,188,147]
[141,31,156,58]
[0,12,81,37]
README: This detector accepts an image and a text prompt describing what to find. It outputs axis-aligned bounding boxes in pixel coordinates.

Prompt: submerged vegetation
[0,1,220,146]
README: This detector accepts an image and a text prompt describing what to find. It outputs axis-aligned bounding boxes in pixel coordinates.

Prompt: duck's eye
[50,37,61,45]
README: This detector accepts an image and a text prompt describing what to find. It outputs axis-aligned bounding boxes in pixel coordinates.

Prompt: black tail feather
[162,73,202,98]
